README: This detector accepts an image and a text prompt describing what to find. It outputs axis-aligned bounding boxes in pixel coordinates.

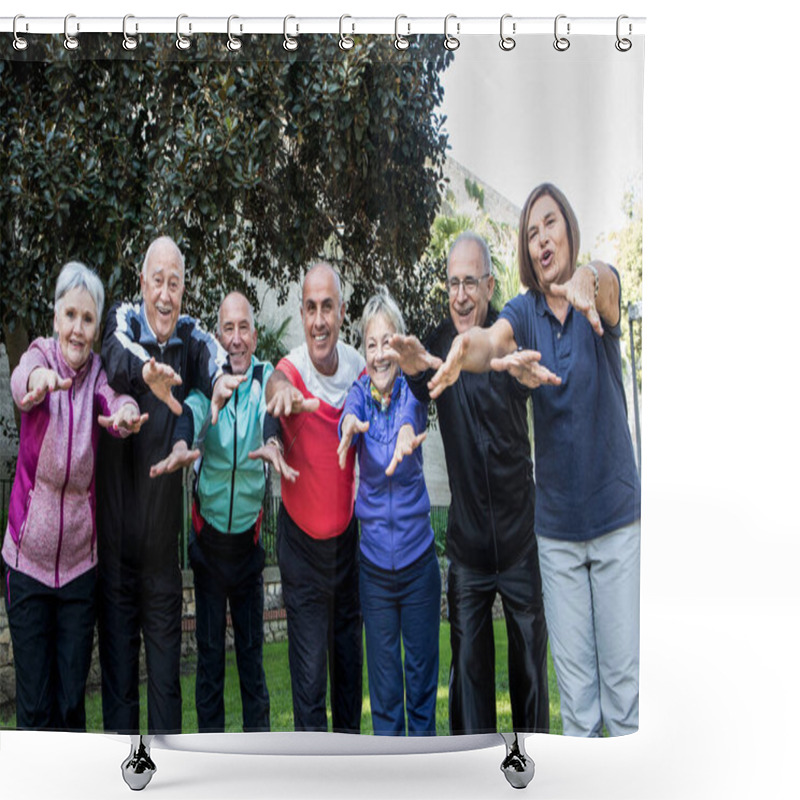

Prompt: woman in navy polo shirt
[427,183,641,738]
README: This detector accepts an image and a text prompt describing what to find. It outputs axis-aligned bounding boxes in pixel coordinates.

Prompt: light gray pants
[537,520,640,737]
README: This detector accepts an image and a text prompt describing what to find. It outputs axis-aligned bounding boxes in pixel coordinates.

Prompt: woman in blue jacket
[337,289,440,736]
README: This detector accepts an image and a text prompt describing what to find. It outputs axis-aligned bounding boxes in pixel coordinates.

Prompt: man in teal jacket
[150,292,296,731]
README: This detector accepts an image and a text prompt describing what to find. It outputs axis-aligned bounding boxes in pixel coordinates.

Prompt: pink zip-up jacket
[2,337,138,589]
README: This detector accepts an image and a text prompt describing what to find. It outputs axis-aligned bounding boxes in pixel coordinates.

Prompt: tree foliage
[609,186,643,386]
[0,33,452,376]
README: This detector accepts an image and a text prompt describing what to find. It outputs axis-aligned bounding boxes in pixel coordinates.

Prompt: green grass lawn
[2,621,562,735]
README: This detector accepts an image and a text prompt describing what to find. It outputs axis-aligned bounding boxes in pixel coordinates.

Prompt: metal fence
[1,475,450,570]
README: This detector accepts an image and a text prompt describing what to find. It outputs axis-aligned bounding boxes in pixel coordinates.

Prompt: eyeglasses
[447,273,491,295]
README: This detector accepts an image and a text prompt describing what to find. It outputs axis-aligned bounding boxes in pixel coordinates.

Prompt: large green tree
[0,33,452,379]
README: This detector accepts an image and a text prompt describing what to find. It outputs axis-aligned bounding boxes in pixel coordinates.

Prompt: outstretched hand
[142,358,183,415]
[149,440,200,478]
[266,383,321,418]
[427,334,468,400]
[385,334,442,377]
[385,425,426,477]
[550,266,604,336]
[20,368,72,410]
[210,373,247,425]
[248,441,299,483]
[98,404,149,434]
[490,350,562,389]
[337,413,370,470]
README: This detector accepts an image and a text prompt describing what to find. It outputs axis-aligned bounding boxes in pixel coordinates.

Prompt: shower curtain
[0,13,644,789]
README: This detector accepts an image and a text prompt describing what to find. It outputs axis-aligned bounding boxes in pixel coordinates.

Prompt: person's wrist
[583,263,599,299]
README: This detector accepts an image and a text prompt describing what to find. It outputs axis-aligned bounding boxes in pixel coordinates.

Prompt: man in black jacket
[96,236,240,743]
[388,232,549,735]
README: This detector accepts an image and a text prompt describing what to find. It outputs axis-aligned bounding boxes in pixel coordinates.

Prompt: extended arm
[550,261,620,335]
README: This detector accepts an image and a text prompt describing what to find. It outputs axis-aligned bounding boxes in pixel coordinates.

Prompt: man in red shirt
[266,262,366,732]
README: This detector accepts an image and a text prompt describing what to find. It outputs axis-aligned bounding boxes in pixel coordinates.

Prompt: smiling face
[301,264,345,376]
[364,312,399,396]
[526,193,572,292]
[218,293,257,376]
[140,240,185,344]
[447,238,495,334]
[54,287,98,370]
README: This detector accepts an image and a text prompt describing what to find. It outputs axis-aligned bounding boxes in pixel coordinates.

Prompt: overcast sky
[440,35,644,260]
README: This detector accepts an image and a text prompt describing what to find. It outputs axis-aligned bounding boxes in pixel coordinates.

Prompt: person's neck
[312,345,339,377]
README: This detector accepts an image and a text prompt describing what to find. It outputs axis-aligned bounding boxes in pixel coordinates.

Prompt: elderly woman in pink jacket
[2,261,147,730]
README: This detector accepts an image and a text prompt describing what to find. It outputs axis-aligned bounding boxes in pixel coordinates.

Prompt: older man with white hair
[95,237,240,757]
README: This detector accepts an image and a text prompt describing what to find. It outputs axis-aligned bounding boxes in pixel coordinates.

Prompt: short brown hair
[517,183,581,294]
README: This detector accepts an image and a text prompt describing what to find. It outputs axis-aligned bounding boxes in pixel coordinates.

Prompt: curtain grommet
[615,15,632,52]
[227,15,242,52]
[176,13,191,51]
[12,14,28,51]
[394,14,410,51]
[444,14,460,51]
[499,14,516,51]
[122,14,138,51]
[283,15,299,51]
[64,13,79,50]
[553,14,570,52]
[339,14,354,51]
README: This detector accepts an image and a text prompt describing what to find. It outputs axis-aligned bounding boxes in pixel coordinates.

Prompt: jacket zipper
[227,388,239,533]
[55,383,75,588]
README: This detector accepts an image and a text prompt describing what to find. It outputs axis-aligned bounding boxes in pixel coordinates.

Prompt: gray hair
[447,231,493,276]
[360,287,406,351]
[217,291,255,336]
[55,261,105,321]
[301,262,343,307]
[141,235,185,279]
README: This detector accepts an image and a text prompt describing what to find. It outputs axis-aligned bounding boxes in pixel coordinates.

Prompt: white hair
[55,261,105,321]
[141,235,185,278]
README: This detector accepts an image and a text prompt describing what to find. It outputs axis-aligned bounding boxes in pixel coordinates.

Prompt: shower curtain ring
[499,14,516,51]
[12,14,28,51]
[553,14,570,51]
[339,15,354,50]
[227,15,242,51]
[443,14,460,51]
[283,16,299,51]
[122,14,138,50]
[176,14,191,51]
[615,15,632,51]
[394,15,410,51]
[64,13,79,50]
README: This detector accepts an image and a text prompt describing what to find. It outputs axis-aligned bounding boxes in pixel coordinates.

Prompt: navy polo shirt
[500,277,640,542]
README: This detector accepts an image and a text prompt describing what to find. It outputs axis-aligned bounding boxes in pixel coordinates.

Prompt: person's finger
[549,281,569,298]
[97,414,113,429]
[299,397,321,414]
[167,392,183,416]
[385,452,401,477]
[337,435,351,470]
[412,431,427,449]
[149,459,168,478]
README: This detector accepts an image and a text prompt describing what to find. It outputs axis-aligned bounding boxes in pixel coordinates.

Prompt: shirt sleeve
[173,390,208,447]
[100,302,150,396]
[338,380,367,441]
[182,317,228,399]
[499,293,533,352]
[10,339,51,409]
[397,379,427,434]
[94,364,140,438]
